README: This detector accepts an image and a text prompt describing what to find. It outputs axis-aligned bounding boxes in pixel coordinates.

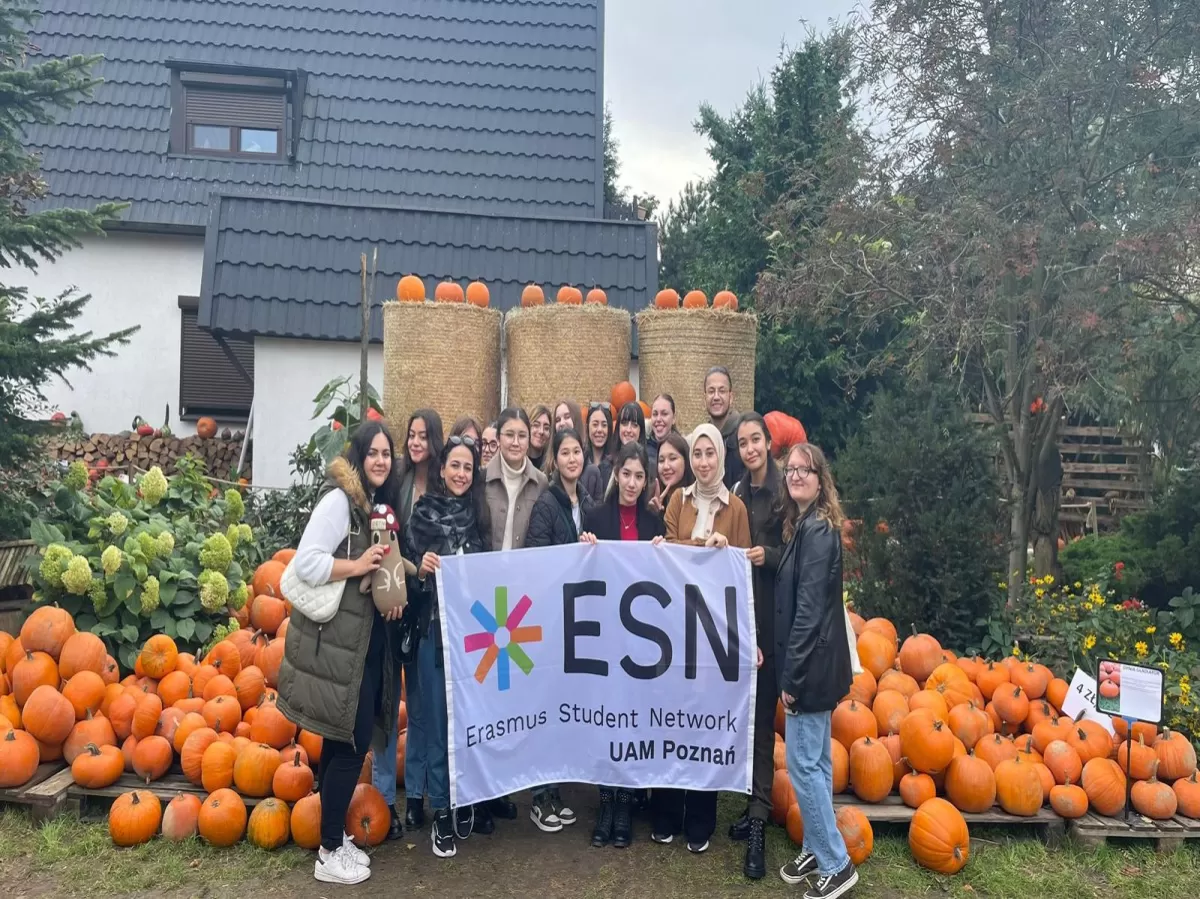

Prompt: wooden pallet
[831,795,1067,846]
[1068,811,1200,852]
[69,771,277,816]
[0,763,77,822]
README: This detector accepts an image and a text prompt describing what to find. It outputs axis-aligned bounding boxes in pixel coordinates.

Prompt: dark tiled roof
[199,193,658,340]
[25,0,604,229]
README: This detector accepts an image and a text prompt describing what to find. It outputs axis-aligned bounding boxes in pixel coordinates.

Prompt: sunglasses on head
[448,435,476,448]
[589,401,609,411]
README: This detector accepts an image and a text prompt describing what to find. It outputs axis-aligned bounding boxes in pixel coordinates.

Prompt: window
[169,67,293,160]
[178,298,254,419]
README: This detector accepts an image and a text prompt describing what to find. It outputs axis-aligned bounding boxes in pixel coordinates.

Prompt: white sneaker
[342,832,371,866]
[315,845,371,885]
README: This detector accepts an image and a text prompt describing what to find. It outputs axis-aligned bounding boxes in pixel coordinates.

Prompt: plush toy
[368,504,416,616]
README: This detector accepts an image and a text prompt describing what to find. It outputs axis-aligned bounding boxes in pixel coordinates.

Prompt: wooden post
[360,252,369,420]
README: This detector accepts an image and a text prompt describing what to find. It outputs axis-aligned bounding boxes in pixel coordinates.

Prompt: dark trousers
[319,617,385,851]
[749,658,778,820]
[651,789,718,844]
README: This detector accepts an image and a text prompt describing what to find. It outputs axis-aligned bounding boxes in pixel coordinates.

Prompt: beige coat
[484,455,548,551]
[664,488,752,549]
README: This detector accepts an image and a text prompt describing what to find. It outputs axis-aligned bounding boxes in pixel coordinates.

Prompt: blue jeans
[371,664,409,806]
[415,623,450,809]
[785,709,851,876]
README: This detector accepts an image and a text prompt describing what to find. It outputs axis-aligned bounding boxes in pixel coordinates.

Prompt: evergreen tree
[0,0,136,470]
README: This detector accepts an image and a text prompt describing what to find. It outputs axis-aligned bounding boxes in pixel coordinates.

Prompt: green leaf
[114,571,137,602]
[150,609,172,630]
[193,620,213,643]
[75,613,98,632]
[119,645,139,672]
[132,562,148,582]
[164,618,178,639]
[159,582,178,607]
[120,624,139,643]
[124,588,141,616]
[30,519,64,548]
[176,618,196,641]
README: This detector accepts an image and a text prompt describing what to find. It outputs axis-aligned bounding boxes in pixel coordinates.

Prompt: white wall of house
[11,232,207,436]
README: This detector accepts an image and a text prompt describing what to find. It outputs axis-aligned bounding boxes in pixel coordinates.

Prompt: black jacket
[734,465,783,658]
[525,484,594,547]
[582,496,665,542]
[717,412,745,488]
[773,507,852,713]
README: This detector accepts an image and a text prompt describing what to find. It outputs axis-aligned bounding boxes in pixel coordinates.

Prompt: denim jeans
[371,665,406,806]
[372,657,424,806]
[785,709,851,876]
[416,622,450,809]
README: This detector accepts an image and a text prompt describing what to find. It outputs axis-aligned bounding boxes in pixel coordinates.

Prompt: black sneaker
[612,789,633,848]
[804,863,858,899]
[550,789,577,826]
[729,809,751,841]
[591,789,614,847]
[405,797,425,829]
[454,806,474,840]
[386,808,404,842]
[472,804,495,835]
[530,793,563,833]
[487,795,518,819]
[780,849,818,885]
[687,839,710,854]
[650,831,673,844]
[431,809,456,859]
[744,817,766,879]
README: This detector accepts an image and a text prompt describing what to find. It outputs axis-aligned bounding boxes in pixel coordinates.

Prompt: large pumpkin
[944,751,996,813]
[12,650,58,706]
[233,742,282,797]
[62,671,106,720]
[345,783,390,847]
[1173,771,1200,819]
[832,699,877,751]
[139,635,178,679]
[1081,757,1127,816]
[252,561,286,599]
[909,798,969,874]
[434,280,465,304]
[58,632,107,679]
[0,729,40,787]
[199,788,248,847]
[1043,739,1083,786]
[250,595,287,636]
[161,792,202,841]
[873,689,910,736]
[291,792,323,849]
[1131,762,1178,820]
[196,417,218,440]
[521,284,545,307]
[994,755,1044,816]
[682,289,708,308]
[898,631,943,685]
[109,790,162,847]
[653,288,681,309]
[856,630,897,680]
[712,289,739,310]
[610,381,637,411]
[273,754,315,803]
[900,708,955,775]
[396,274,425,302]
[247,797,292,850]
[835,805,874,865]
[1154,728,1198,781]
[466,281,490,307]
[23,684,75,745]
[20,606,76,661]
[849,736,893,803]
[1049,780,1089,819]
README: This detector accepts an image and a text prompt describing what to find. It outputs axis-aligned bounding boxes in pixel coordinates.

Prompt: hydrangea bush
[28,455,265,672]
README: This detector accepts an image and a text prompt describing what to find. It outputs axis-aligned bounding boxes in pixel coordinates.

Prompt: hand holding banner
[436,541,757,807]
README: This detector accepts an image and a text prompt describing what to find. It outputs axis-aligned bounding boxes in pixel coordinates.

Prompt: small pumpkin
[994,755,1043,816]
[899,630,943,685]
[251,561,286,600]
[12,650,59,706]
[831,738,849,793]
[653,288,680,309]
[992,685,1031,726]
[161,792,202,841]
[785,801,805,844]
[878,669,919,698]
[62,670,106,720]
[131,734,173,783]
[908,798,969,874]
[857,630,899,680]
[836,805,874,865]
[845,669,877,706]
[948,702,991,749]
[434,280,464,303]
[58,632,107,679]
[1132,761,1178,820]
[1081,756,1127,816]
[900,708,955,775]
[131,692,163,741]
[1154,728,1198,781]
[1049,778,1089,818]
[975,733,1018,771]
[20,605,76,661]
[872,690,910,736]
[291,791,323,849]
[201,739,237,792]
[247,797,292,850]
[203,695,241,734]
[585,287,607,305]
[250,702,296,749]
[682,289,708,308]
[196,417,218,440]
[273,753,315,802]
[944,750,997,813]
[298,729,324,766]
[1031,715,1074,753]
[63,710,117,763]
[70,740,123,789]
[1068,720,1113,764]
[234,742,282,797]
[849,736,894,803]
[1043,739,1083,786]
[556,285,583,305]
[345,783,390,847]
[198,788,247,847]
[180,726,220,785]
[1172,770,1200,818]
[976,661,1011,700]
[520,284,546,307]
[900,767,937,808]
[139,635,178,679]
[109,790,162,846]
[1117,733,1157,780]
[0,728,40,787]
[712,289,738,310]
[395,274,425,302]
[465,281,490,307]
[23,683,75,745]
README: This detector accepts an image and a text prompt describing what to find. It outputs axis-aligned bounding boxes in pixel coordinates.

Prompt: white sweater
[293,490,351,586]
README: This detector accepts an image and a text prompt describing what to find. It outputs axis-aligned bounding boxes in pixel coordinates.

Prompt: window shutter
[185,89,285,128]
[179,310,255,417]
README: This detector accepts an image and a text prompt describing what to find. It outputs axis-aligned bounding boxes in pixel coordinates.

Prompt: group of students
[276,367,860,899]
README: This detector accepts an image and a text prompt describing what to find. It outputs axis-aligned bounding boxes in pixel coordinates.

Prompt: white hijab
[682,423,730,540]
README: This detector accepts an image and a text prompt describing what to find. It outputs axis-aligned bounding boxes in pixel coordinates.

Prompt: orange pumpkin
[944,750,996,813]
[291,792,323,849]
[521,284,546,307]
[345,783,390,847]
[12,650,58,706]
[653,288,680,309]
[785,801,805,844]
[993,685,1031,726]
[20,606,76,661]
[198,788,247,847]
[994,755,1043,816]
[234,742,282,797]
[1173,770,1200,818]
[434,280,464,303]
[109,790,162,847]
[465,281,490,307]
[58,632,107,679]
[1050,778,1089,818]
[161,792,202,841]
[132,734,173,783]
[585,287,608,305]
[1154,728,1198,781]
[901,708,956,775]
[71,742,125,789]
[250,595,288,636]
[857,630,898,680]
[139,635,178,679]
[1043,739,1084,786]
[1131,761,1177,820]
[23,684,75,745]
[948,702,991,749]
[0,728,40,787]
[975,733,1018,771]
[251,561,286,599]
[976,661,1011,700]
[247,797,292,850]
[196,416,218,439]
[900,767,937,809]
[682,289,708,308]
[836,805,874,865]
[63,710,117,763]
[1081,756,1127,816]
[1118,733,1158,780]
[396,275,425,302]
[556,285,583,305]
[62,671,106,720]
[849,736,894,802]
[845,669,877,706]
[273,753,315,802]
[899,631,943,685]
[712,289,738,310]
[908,798,970,874]
[872,689,910,736]
[770,768,796,825]
[832,699,878,750]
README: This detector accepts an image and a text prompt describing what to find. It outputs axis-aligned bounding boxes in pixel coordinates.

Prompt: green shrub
[837,386,1005,649]
[27,456,261,672]
[245,444,323,553]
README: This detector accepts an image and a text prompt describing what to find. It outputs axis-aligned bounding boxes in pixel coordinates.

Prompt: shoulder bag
[280,529,353,624]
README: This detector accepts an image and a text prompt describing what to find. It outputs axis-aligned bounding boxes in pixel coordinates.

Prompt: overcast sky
[604,0,859,207]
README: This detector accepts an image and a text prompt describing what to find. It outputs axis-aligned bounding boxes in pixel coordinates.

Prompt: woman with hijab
[583,402,614,502]
[652,423,751,854]
[406,434,493,858]
[527,404,553,471]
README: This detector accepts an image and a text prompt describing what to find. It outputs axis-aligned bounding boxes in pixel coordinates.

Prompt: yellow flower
[1170,632,1184,648]
[1135,641,1148,658]
[998,581,1007,590]
[1146,626,1157,635]
[1074,581,1082,589]
[1044,575,1055,585]
[1011,643,1020,657]
[1035,588,1045,598]
[1083,634,1097,651]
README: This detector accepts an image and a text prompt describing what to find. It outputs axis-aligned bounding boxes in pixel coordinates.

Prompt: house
[16,0,657,488]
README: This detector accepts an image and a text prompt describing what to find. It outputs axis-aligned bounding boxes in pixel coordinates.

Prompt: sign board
[1096,660,1164,724]
[1060,668,1117,735]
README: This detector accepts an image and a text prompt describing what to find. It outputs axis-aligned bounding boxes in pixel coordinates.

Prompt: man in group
[704,366,744,488]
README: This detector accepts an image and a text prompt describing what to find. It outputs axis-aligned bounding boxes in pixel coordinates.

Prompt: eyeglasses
[705,387,730,397]
[448,435,476,448]
[499,430,529,443]
[784,466,816,480]
[481,439,499,451]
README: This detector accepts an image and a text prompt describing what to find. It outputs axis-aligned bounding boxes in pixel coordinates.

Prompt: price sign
[1096,660,1164,724]
[1060,668,1116,735]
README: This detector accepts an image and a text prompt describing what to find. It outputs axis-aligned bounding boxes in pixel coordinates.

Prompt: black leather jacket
[773,507,852,713]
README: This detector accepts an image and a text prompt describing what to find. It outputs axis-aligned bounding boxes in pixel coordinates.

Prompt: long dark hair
[430,435,492,543]
[404,408,444,478]
[345,421,403,511]
[615,401,646,450]
[737,412,781,483]
[656,429,694,511]
[545,427,585,486]
[780,443,845,540]
[585,402,613,462]
[604,441,650,509]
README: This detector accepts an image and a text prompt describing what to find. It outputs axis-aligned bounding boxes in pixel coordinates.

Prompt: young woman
[552,398,603,499]
[730,413,785,880]
[647,393,677,472]
[579,442,664,849]
[527,404,553,471]
[583,402,614,502]
[450,415,482,443]
[480,421,499,468]
[552,399,583,436]
[380,409,443,833]
[406,435,493,859]
[653,423,751,854]
[278,422,404,885]
[523,427,594,833]
[775,443,856,897]
[648,430,693,517]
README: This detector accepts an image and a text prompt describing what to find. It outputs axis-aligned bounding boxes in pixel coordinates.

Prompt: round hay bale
[505,305,632,411]
[635,309,759,432]
[382,303,502,434]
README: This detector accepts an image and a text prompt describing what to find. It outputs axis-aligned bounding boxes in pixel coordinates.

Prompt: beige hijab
[682,423,730,540]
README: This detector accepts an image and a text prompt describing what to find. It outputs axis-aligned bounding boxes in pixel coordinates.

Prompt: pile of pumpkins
[0,552,404,852]
[391,274,745,311]
[765,614,1200,875]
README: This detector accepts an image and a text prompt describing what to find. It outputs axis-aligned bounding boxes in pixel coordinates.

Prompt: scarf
[406,492,483,559]
[500,455,527,550]
[683,423,730,540]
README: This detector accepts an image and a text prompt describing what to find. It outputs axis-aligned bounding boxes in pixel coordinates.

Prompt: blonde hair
[780,443,845,539]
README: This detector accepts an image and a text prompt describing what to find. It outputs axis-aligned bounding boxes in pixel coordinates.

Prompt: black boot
[591,788,614,847]
[729,808,751,841]
[386,806,404,841]
[405,796,425,829]
[487,795,518,819]
[612,789,633,848]
[744,817,766,880]
[472,802,495,835]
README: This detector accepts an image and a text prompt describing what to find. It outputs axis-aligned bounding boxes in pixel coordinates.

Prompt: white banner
[436,541,757,807]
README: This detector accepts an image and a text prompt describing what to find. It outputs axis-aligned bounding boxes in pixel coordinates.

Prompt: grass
[3,800,1200,898]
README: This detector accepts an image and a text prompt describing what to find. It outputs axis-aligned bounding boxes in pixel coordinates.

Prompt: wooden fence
[968,414,1150,532]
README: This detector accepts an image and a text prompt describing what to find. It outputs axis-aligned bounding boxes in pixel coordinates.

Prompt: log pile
[44,432,253,481]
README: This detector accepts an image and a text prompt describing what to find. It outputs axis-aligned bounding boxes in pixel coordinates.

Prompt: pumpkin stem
[85,742,100,756]
[131,792,141,805]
